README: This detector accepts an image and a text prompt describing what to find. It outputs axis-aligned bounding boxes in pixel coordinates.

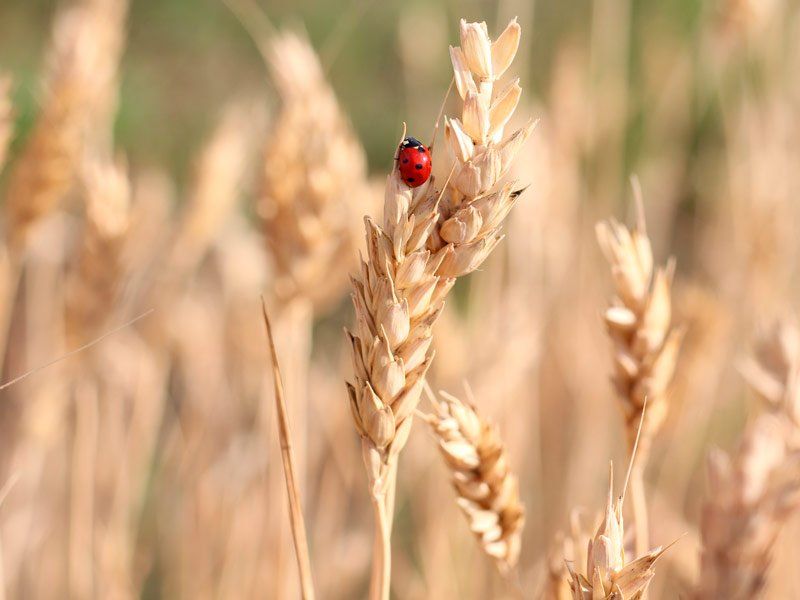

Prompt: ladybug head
[401,136,425,150]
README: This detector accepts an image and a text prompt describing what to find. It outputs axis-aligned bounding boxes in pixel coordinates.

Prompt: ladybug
[396,136,432,188]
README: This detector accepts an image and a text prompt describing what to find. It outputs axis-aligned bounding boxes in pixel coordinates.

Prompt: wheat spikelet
[66,154,131,345]
[259,29,370,313]
[423,390,524,574]
[0,74,12,174]
[3,0,128,250]
[566,465,670,599]
[694,323,800,599]
[596,198,684,463]
[695,413,800,599]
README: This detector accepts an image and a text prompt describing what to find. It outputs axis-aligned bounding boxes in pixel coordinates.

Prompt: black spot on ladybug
[415,164,423,170]
[402,158,409,164]
[406,177,415,183]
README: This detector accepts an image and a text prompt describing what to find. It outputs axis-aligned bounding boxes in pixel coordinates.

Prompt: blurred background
[1,0,800,598]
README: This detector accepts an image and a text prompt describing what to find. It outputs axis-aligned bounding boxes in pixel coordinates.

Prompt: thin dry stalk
[261,298,316,600]
[346,17,533,600]
[423,389,525,575]
[0,74,12,174]
[566,464,671,599]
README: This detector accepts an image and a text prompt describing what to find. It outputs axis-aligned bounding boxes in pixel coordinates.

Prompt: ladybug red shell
[396,136,432,188]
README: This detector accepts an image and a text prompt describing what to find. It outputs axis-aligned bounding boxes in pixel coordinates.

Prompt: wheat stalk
[423,388,525,575]
[0,74,12,175]
[260,29,371,314]
[695,324,800,599]
[346,17,533,600]
[261,298,316,600]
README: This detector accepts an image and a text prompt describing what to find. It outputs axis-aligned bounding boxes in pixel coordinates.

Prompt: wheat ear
[260,29,371,313]
[3,0,126,251]
[566,463,671,599]
[695,323,800,599]
[596,188,683,555]
[347,17,533,600]
[423,389,525,575]
[66,154,131,345]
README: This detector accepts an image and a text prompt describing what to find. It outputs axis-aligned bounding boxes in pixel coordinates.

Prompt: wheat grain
[423,389,524,575]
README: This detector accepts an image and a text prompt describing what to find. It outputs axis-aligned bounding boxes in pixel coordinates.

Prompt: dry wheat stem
[346,17,533,600]
[0,74,12,175]
[261,297,316,600]
[423,388,525,575]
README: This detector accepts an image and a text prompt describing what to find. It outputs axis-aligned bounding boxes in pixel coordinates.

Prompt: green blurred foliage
[0,0,706,181]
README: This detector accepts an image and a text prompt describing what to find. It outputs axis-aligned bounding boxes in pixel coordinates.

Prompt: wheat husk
[3,0,127,250]
[596,198,684,463]
[695,413,800,599]
[424,390,525,575]
[260,29,371,314]
[567,465,670,600]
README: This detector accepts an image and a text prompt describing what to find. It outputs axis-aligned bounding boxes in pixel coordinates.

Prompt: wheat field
[1,0,800,598]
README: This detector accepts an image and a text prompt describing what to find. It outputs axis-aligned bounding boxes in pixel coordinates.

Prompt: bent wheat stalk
[423,389,525,576]
[261,298,315,600]
[346,17,534,600]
